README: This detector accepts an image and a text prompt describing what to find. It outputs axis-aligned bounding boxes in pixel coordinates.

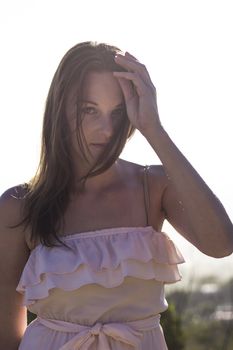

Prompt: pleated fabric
[17,226,185,350]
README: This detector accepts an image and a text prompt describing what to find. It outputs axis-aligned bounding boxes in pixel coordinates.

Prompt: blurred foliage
[166,277,233,350]
[27,310,36,324]
[184,319,233,350]
[161,303,185,349]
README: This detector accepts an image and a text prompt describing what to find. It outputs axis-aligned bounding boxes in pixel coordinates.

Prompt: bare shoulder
[118,160,167,229]
[118,158,167,187]
[0,184,28,201]
[0,185,30,256]
[118,159,168,199]
[146,164,168,187]
[0,185,28,224]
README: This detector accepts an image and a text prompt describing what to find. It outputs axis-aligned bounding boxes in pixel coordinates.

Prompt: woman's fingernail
[115,54,124,59]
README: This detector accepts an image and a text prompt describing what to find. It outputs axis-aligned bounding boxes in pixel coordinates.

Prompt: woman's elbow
[205,235,233,258]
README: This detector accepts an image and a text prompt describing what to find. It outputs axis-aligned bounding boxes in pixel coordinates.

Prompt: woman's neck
[73,159,123,194]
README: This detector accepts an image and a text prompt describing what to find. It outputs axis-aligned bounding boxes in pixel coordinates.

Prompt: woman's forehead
[82,71,124,103]
[66,71,124,108]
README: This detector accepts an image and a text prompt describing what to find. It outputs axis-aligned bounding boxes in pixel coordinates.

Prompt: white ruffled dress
[16,226,185,350]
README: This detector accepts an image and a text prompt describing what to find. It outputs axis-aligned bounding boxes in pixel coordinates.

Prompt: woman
[0,41,232,350]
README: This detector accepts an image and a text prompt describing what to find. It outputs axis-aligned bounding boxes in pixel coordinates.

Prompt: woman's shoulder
[0,184,28,200]
[0,185,29,247]
[118,158,167,182]
[0,184,28,216]
[118,159,168,214]
[0,185,24,212]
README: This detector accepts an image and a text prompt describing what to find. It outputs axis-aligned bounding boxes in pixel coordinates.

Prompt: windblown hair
[19,41,136,247]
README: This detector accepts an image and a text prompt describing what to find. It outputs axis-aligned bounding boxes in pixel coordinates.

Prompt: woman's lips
[91,143,107,149]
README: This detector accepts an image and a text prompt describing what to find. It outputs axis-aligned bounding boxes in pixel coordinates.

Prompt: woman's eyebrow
[81,100,124,108]
[81,100,98,106]
[115,103,125,108]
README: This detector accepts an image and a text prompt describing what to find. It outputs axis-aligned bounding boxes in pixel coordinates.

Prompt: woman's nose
[99,115,114,141]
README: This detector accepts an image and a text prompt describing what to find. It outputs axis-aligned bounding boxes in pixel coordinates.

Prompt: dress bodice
[16,226,184,325]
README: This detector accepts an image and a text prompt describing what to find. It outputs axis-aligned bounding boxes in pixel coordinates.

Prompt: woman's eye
[82,107,97,115]
[112,108,124,117]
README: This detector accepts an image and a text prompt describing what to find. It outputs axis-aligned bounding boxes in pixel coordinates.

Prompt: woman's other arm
[145,129,233,258]
[0,189,30,349]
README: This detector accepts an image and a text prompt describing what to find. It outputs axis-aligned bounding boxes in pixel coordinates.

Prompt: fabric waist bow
[37,314,161,350]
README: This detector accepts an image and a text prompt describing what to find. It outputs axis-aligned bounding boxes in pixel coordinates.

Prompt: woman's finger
[115,54,152,84]
[125,51,138,61]
[113,71,149,97]
[115,77,135,102]
[115,54,144,73]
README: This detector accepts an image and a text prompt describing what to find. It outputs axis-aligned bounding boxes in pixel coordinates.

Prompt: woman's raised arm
[144,135,233,258]
[114,52,233,258]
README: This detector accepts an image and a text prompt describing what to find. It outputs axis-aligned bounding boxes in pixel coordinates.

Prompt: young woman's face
[67,71,125,165]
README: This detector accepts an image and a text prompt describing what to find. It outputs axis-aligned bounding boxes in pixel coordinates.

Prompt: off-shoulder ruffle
[16,226,185,306]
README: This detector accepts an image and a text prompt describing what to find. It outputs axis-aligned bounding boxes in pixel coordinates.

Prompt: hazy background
[1,0,232,288]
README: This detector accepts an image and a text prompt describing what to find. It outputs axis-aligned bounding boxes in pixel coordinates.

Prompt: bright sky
[0,0,232,285]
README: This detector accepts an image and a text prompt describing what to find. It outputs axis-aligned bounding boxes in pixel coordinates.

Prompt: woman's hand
[114,52,162,136]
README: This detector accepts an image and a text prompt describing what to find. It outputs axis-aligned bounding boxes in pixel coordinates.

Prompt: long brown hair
[19,41,136,247]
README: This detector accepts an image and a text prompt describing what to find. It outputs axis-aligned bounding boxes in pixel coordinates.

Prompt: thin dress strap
[142,165,150,226]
